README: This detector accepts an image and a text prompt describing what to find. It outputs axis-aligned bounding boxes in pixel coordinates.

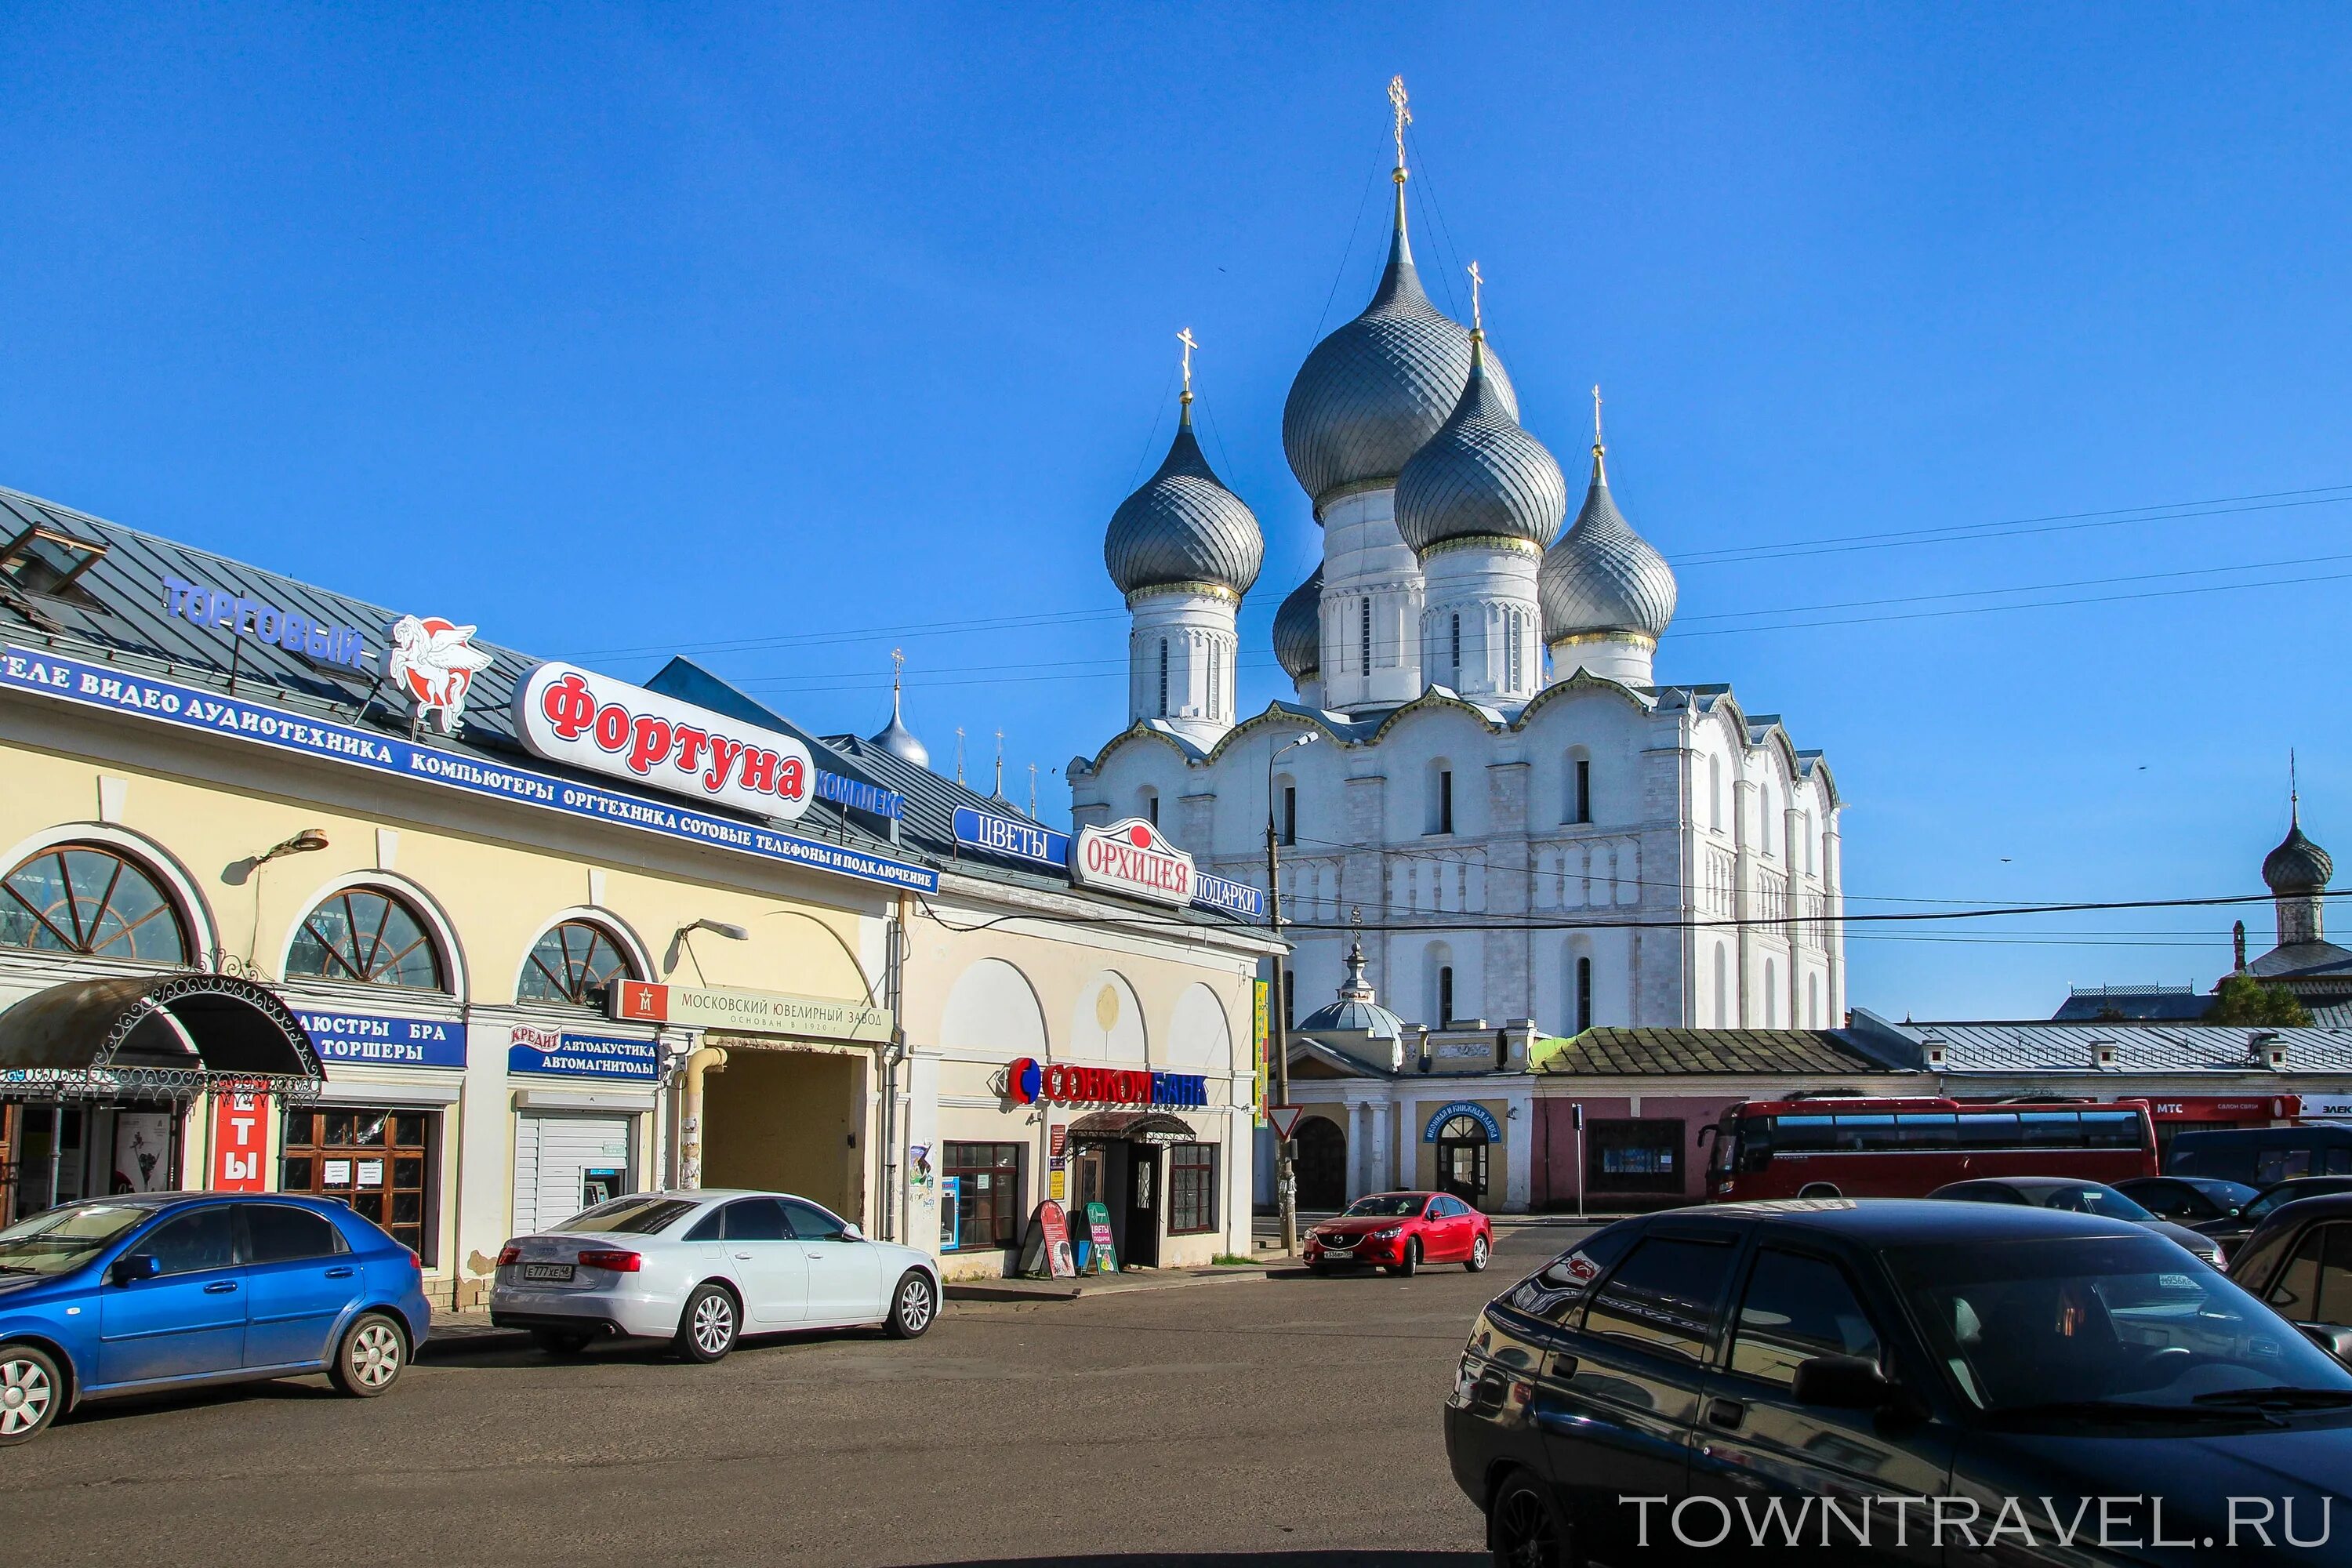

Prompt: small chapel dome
[2264,814,2333,894]
[1281,182,1515,513]
[1395,334,1565,556]
[869,692,930,770]
[1273,566,1323,683]
[1104,400,1265,599]
[1539,445,1678,644]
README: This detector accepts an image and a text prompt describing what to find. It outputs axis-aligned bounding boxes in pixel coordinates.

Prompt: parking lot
[5,1224,1577,1567]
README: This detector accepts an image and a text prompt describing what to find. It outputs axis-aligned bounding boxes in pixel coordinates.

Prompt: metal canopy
[1063,1110,1200,1147]
[0,972,325,1102]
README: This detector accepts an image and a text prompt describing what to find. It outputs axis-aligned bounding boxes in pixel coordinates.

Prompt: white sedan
[489,1189,942,1361]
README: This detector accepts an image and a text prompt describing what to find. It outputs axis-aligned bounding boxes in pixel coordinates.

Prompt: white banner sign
[612,980,892,1043]
[1069,818,1196,908]
[514,662,814,821]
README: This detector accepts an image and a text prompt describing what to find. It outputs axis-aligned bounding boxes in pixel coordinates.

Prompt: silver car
[489,1189,942,1360]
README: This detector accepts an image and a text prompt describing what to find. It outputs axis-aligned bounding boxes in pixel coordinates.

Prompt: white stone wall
[1318,488,1425,713]
[1126,586,1240,750]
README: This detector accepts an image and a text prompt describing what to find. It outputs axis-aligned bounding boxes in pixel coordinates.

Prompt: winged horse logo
[388,615,495,734]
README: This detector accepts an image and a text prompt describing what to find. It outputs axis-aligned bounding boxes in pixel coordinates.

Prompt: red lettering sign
[209,1088,267,1192]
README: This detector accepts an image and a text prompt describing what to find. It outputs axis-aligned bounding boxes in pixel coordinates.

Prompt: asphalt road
[5,1225,1580,1568]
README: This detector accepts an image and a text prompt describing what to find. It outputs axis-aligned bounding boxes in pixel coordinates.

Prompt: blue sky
[5,5,2348,1018]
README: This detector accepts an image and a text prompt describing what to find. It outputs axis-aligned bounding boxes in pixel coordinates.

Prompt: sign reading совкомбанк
[611,980,891,1044]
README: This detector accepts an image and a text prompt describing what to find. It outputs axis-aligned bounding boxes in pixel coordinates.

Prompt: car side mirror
[837,1223,864,1242]
[2297,1323,2352,1364]
[1792,1354,1893,1410]
[111,1253,162,1286]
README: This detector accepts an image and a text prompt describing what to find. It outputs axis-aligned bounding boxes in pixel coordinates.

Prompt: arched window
[518,920,636,1005]
[1574,955,1593,1033]
[1566,748,1592,824]
[1139,786,1160,827]
[287,887,443,989]
[1359,597,1372,673]
[1156,639,1169,717]
[1,844,188,962]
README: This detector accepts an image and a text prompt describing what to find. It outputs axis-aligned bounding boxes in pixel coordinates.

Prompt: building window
[1281,784,1298,846]
[1282,968,1295,1029]
[1142,788,1159,826]
[1714,945,1730,1026]
[1765,959,1778,1026]
[1428,768,1454,836]
[1575,956,1593,1033]
[1157,640,1169,717]
[286,888,443,989]
[943,1141,1022,1252]
[1588,1117,1686,1194]
[1806,972,1820,1028]
[1359,597,1372,673]
[1,844,189,963]
[1169,1143,1218,1234]
[1573,759,1592,824]
[281,1106,436,1264]
[1710,756,1724,831]
[1449,612,1461,680]
[1508,609,1524,690]
[517,920,635,1006]
[1438,965,1455,1026]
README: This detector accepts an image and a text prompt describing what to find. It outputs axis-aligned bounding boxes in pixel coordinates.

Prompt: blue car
[0,1191,432,1444]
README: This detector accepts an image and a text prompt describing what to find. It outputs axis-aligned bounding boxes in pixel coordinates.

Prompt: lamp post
[1267,731,1317,1255]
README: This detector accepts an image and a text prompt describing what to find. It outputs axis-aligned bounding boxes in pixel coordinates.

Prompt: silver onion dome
[1104,400,1265,598]
[1281,182,1516,512]
[1273,566,1323,682]
[868,686,930,769]
[1395,335,1565,555]
[2264,811,2333,894]
[1539,447,1678,643]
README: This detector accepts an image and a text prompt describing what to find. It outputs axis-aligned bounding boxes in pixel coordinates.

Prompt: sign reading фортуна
[515,661,815,821]
[611,981,892,1044]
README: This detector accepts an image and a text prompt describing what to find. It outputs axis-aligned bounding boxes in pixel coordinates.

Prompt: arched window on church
[1507,608,1525,691]
[1566,748,1592,825]
[1139,787,1159,827]
[1156,639,1169,717]
[1574,954,1593,1033]
[1359,597,1373,673]
[1449,612,1461,682]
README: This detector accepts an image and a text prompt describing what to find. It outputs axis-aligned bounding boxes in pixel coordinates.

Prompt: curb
[946,1265,1277,1303]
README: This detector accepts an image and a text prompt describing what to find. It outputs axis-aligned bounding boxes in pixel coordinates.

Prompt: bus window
[1836,1114,1898,1151]
[2261,1151,2315,1185]
[2017,1112,2081,1147]
[1896,1113,1958,1146]
[2331,1148,2352,1177]
[1957,1112,2020,1146]
[2080,1110,2143,1149]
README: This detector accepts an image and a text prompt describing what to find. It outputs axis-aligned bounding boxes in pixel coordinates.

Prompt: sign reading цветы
[612,980,893,1044]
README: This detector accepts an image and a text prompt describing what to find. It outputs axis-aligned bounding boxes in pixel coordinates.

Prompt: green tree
[2203,973,2314,1026]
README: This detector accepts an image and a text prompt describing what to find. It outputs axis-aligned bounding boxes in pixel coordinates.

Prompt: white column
[1504,1091,1534,1211]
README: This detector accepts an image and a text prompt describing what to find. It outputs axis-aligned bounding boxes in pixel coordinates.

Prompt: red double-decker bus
[1703,1096,2159,1201]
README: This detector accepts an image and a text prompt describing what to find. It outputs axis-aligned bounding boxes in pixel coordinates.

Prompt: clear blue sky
[5,5,2348,1019]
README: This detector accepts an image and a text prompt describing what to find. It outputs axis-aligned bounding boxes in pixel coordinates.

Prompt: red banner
[209,1087,268,1192]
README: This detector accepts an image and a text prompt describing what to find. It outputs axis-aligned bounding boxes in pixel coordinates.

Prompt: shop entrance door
[1436,1116,1490,1208]
[1122,1143,1161,1269]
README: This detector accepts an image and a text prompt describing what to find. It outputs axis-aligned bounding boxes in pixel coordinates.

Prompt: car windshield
[2242,1181,2351,1223]
[1892,1235,2352,1418]
[2192,1179,2259,1207]
[1343,1195,1430,1218]
[0,1201,155,1276]
[552,1196,699,1236]
[2024,1184,2153,1221]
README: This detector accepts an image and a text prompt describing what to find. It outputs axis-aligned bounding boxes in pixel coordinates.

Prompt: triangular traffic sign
[1267,1105,1305,1142]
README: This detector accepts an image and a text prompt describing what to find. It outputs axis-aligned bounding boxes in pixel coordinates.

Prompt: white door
[513,1113,633,1236]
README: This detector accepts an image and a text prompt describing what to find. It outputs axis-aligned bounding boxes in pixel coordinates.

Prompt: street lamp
[666,917,749,983]
[1266,731,1317,1256]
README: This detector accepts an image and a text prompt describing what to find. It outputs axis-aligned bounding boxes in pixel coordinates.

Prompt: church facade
[1069,113,1846,1043]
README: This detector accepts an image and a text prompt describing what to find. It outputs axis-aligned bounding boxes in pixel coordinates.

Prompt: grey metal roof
[2052,985,2213,1022]
[1280,188,1516,511]
[1394,336,1565,556]
[2265,815,2332,893]
[1862,1012,2352,1074]
[1536,1027,1899,1077]
[1272,566,1322,681]
[1103,404,1264,598]
[2249,940,2352,984]
[1538,452,1677,644]
[1297,996,1407,1040]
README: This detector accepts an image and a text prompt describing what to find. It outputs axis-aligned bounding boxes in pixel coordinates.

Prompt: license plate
[521,1263,574,1282]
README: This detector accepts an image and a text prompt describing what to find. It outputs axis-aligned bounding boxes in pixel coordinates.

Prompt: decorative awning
[1064,1110,1200,1146]
[0,972,325,1102]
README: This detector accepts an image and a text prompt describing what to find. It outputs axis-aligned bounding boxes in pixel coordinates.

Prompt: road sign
[1267,1105,1305,1142]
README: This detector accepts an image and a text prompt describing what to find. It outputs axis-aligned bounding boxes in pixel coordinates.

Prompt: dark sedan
[1929,1174,2226,1266]
[1449,1200,2352,1566]
[2115,1174,2260,1225]
[2224,1192,2352,1348]
[2194,1175,2352,1254]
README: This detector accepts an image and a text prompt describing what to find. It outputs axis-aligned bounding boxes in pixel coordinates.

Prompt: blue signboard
[506,1029,659,1082]
[1422,1100,1504,1144]
[161,574,371,673]
[296,1009,466,1070]
[951,805,1265,921]
[815,770,906,821]
[0,644,938,895]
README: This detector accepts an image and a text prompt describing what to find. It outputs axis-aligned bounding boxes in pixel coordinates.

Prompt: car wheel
[330,1312,408,1398]
[1798,1182,1842,1200]
[0,1342,63,1446]
[530,1329,593,1357]
[675,1283,739,1363]
[1388,1239,1421,1277]
[885,1269,937,1339]
[1466,1233,1491,1273]
[1488,1469,1567,1568]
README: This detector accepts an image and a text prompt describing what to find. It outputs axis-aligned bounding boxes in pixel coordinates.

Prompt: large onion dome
[1104,399,1265,597]
[2264,809,2333,894]
[1539,446,1678,643]
[1273,566,1323,683]
[868,684,929,769]
[1281,181,1516,513]
[1395,335,1565,555]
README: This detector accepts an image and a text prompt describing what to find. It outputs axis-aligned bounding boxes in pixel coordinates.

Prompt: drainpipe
[878,892,910,1243]
[676,1045,728,1190]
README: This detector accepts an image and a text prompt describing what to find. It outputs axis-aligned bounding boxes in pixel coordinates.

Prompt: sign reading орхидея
[612,980,892,1044]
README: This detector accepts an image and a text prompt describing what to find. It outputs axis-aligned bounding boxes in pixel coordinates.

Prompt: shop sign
[1083,1201,1118,1274]
[611,981,892,1044]
[387,615,495,734]
[2147,1096,2292,1122]
[516,662,815,821]
[0,644,937,895]
[1071,818,1193,908]
[1004,1056,1207,1110]
[209,1085,269,1192]
[161,574,371,673]
[296,1009,466,1069]
[507,1025,659,1082]
[949,806,1264,920]
[1421,1101,1504,1144]
[814,770,906,821]
[2299,1096,2352,1120]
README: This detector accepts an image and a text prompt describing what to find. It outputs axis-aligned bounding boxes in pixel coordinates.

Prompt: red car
[1303,1191,1493,1276]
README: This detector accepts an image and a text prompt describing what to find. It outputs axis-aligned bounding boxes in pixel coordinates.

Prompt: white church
[1067,106,1846,1041]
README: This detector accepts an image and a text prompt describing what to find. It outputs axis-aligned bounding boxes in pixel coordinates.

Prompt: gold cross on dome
[1592,384,1605,447]
[889,647,906,692]
[1467,261,1483,332]
[1388,75,1411,172]
[1177,327,1198,397]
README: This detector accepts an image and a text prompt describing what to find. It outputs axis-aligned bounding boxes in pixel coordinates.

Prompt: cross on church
[1388,75,1411,173]
[1466,262,1483,332]
[1177,328,1198,397]
[1592,385,1605,448]
[889,647,906,695]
